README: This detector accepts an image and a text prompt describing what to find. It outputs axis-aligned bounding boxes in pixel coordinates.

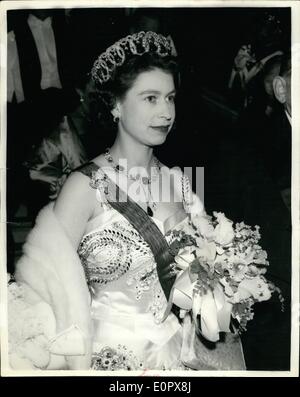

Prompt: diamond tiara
[91,31,175,85]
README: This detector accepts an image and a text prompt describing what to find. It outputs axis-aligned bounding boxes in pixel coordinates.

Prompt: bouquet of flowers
[168,212,283,342]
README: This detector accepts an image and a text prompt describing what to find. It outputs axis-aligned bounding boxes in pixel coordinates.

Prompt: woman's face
[263,64,281,99]
[115,68,176,147]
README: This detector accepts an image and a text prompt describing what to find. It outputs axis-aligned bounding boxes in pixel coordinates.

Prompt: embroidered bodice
[78,213,171,323]
[77,163,201,324]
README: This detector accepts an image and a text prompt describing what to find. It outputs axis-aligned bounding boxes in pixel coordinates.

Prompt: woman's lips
[150,125,170,133]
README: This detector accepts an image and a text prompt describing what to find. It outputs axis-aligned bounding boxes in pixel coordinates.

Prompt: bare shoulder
[53,171,96,247]
[54,171,94,212]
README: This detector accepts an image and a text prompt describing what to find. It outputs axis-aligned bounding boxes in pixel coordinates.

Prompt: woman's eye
[167,95,176,103]
[145,95,157,103]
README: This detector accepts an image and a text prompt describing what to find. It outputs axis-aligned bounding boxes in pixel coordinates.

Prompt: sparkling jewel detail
[104,148,161,184]
[91,31,175,85]
[104,148,161,217]
[78,221,150,286]
[91,344,143,370]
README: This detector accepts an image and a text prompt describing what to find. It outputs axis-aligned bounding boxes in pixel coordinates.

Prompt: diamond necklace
[104,148,161,217]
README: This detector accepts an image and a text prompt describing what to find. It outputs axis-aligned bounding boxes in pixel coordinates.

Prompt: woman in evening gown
[8,31,245,371]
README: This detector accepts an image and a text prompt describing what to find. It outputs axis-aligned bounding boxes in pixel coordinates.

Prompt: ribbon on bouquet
[171,268,233,342]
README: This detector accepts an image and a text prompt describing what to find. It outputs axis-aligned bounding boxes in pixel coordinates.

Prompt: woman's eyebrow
[138,89,176,96]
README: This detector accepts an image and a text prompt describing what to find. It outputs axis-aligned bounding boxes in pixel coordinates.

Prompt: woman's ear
[273,76,287,104]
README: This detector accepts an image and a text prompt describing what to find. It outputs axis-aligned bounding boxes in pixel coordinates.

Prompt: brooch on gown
[91,344,143,370]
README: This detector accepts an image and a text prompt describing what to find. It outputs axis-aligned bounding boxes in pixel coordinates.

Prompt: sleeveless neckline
[81,161,189,235]
[84,206,188,237]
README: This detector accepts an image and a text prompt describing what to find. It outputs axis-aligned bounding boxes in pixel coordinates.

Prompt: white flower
[213,212,235,246]
[192,214,215,239]
[246,264,267,277]
[227,262,248,282]
[194,240,217,265]
[174,240,217,276]
[232,277,271,303]
[220,278,235,297]
[253,249,268,265]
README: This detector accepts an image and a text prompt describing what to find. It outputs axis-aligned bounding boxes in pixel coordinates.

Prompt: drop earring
[113,115,119,123]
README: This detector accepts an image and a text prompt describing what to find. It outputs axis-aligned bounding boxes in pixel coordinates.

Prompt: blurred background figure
[263,55,283,116]
[13,9,79,144]
[12,9,76,101]
[228,12,286,111]
[27,116,86,202]
[235,52,291,371]
[6,9,80,272]
[228,45,283,110]
[7,9,79,220]
[272,53,291,212]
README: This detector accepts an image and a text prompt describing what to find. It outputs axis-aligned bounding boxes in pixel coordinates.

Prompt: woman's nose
[158,100,173,120]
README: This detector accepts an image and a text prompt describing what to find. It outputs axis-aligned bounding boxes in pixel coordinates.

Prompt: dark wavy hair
[90,52,179,145]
